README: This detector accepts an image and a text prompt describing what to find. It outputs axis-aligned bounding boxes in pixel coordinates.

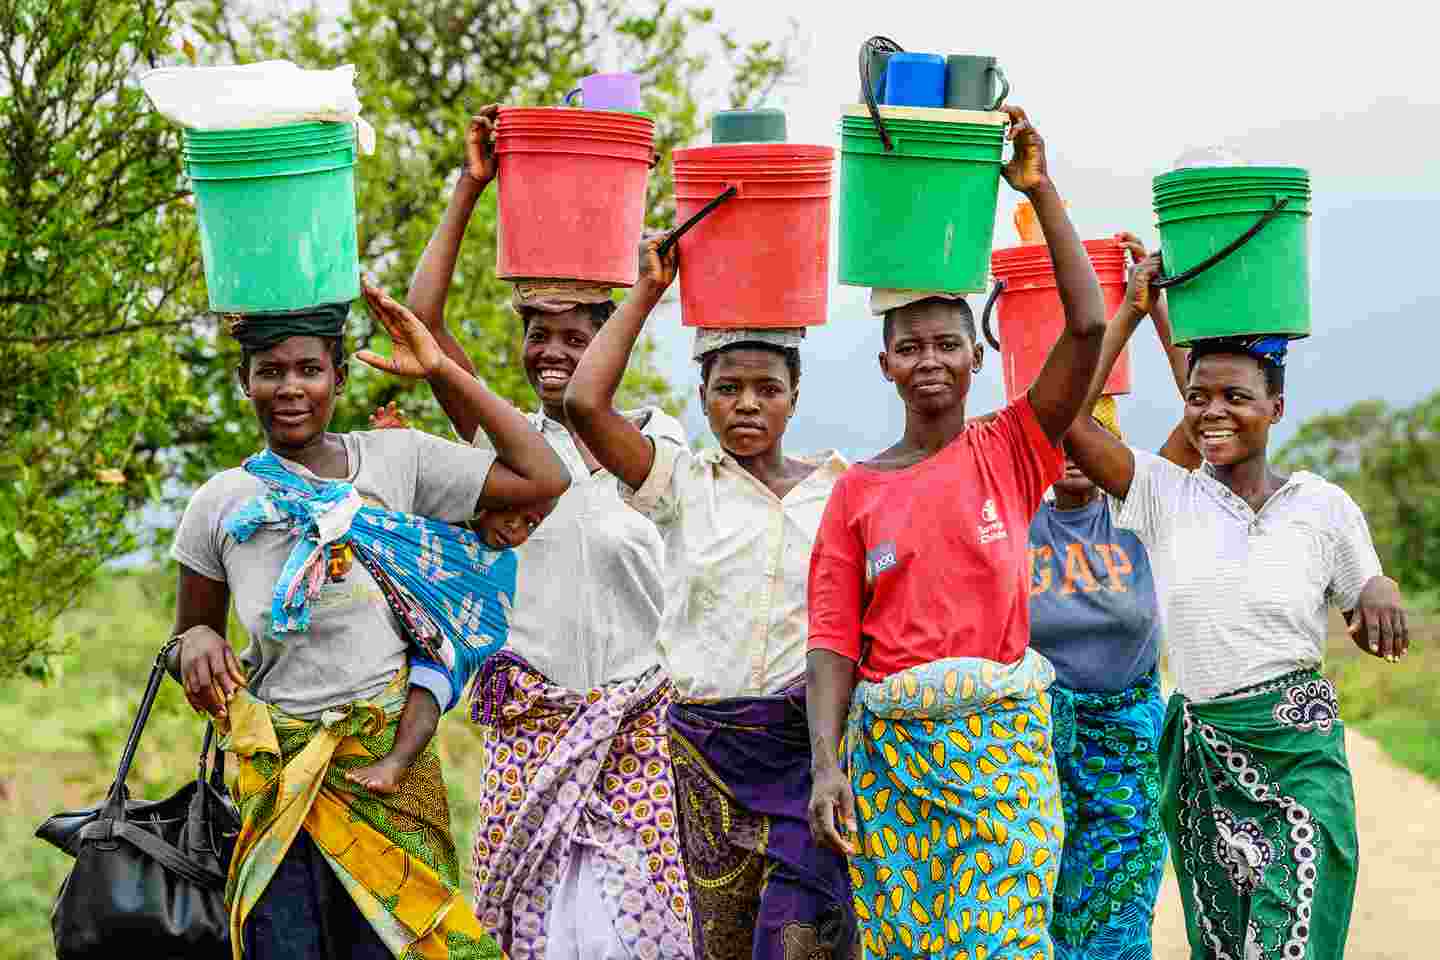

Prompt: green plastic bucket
[1153,166,1311,345]
[183,122,360,313]
[838,105,1006,292]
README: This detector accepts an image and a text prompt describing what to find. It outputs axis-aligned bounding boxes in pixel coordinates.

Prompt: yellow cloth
[1092,395,1122,440]
[219,675,503,960]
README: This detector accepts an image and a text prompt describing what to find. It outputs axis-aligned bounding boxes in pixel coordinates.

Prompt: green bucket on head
[1153,166,1312,346]
[183,122,361,314]
[838,106,1007,292]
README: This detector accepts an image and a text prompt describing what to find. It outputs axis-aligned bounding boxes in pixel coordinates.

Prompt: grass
[1324,610,1440,783]
[0,569,491,960]
[0,571,1434,959]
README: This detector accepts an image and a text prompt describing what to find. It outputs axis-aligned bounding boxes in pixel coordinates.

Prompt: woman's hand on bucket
[1121,247,1165,317]
[465,105,501,186]
[177,625,246,720]
[635,233,678,302]
[808,762,859,856]
[1000,105,1051,196]
[357,281,448,380]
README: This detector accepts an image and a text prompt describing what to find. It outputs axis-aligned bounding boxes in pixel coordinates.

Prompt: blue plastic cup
[882,53,946,108]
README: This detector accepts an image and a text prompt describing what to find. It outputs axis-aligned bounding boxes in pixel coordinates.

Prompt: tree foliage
[0,0,793,679]
[1279,390,1440,604]
[0,0,204,677]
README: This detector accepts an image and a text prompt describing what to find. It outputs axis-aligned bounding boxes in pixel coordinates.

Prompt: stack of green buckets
[1152,165,1312,345]
[183,121,361,313]
[838,106,1007,292]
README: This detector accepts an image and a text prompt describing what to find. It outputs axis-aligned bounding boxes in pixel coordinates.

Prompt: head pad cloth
[1188,334,1289,371]
[869,289,968,317]
[1091,395,1122,440]
[224,301,350,352]
[510,279,615,315]
[692,327,806,363]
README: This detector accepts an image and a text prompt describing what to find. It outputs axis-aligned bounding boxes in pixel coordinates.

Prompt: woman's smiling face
[1183,352,1283,466]
[242,336,344,453]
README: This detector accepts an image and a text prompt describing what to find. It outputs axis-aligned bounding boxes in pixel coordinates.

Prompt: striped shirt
[1114,449,1382,701]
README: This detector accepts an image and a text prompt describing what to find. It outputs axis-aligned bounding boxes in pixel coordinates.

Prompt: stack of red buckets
[988,210,1132,401]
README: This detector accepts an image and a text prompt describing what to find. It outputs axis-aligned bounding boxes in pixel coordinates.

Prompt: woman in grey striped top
[1064,253,1409,960]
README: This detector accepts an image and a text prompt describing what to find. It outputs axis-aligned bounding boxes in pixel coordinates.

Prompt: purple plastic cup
[563,72,642,111]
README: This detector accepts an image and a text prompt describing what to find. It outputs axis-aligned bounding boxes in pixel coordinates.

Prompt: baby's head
[472,497,559,550]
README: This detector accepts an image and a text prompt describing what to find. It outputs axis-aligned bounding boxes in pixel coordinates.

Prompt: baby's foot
[345,758,407,795]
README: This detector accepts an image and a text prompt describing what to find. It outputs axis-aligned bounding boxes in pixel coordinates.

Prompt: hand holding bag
[35,640,240,958]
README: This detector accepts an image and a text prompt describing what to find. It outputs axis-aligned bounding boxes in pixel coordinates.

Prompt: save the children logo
[978,498,1008,544]
[866,541,900,581]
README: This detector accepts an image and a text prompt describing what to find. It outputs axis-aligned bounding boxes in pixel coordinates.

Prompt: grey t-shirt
[171,429,496,719]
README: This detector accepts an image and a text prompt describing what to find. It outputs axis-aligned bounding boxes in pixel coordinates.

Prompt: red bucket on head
[987,238,1132,402]
[672,143,835,328]
[494,107,655,286]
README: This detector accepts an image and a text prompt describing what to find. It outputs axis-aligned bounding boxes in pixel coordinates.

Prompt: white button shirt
[1116,450,1383,702]
[475,409,684,691]
[627,438,848,700]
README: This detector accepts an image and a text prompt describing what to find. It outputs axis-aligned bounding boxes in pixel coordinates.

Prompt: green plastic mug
[944,55,1009,110]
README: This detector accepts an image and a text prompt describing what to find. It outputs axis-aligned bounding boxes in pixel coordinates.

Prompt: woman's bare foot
[345,758,408,795]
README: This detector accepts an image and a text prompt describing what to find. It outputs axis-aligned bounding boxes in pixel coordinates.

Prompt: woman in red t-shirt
[804,107,1106,960]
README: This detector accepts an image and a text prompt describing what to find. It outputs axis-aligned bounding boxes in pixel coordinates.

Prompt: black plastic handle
[1153,196,1291,290]
[860,36,904,153]
[981,278,1005,351]
[658,185,738,257]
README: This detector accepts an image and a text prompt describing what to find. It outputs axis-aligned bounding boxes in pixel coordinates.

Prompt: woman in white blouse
[406,110,693,960]
[1065,253,1408,960]
[564,239,857,960]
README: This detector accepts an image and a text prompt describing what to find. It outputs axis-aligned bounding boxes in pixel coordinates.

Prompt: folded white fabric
[140,61,375,153]
[869,288,967,316]
[692,327,806,362]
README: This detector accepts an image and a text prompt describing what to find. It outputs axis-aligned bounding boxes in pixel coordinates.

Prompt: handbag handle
[100,648,170,821]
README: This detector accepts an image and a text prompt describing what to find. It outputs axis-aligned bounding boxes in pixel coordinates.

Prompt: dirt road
[1150,728,1440,959]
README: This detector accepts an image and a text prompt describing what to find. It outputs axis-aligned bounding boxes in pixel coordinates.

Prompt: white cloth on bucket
[692,327,806,362]
[869,289,967,316]
[140,61,375,153]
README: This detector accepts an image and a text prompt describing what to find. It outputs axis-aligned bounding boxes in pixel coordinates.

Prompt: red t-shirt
[807,397,1064,681]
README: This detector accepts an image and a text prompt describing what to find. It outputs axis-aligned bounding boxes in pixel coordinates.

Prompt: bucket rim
[841,103,1008,125]
[674,143,834,162]
[1154,165,1309,185]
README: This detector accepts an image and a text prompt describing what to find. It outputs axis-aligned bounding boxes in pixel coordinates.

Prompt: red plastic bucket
[987,238,1131,401]
[494,107,655,286]
[672,143,835,328]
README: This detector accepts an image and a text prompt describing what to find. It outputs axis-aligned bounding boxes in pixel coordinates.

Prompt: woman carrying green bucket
[1064,252,1411,960]
[805,106,1107,960]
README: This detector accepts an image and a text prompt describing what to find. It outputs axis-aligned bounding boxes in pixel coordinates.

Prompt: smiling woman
[1064,257,1411,960]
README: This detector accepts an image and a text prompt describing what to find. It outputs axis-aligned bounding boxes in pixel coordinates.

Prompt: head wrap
[1091,395,1122,440]
[692,327,806,363]
[510,278,615,315]
[1188,334,1289,371]
[224,301,350,352]
[869,288,968,316]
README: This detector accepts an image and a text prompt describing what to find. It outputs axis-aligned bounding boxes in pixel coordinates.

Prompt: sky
[623,0,1440,458]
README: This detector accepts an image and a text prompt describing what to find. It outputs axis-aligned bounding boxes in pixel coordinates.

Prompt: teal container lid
[712,108,786,144]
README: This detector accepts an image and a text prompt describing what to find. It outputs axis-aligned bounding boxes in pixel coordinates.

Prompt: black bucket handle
[657,185,739,257]
[860,36,904,153]
[1152,196,1291,289]
[980,278,1005,351]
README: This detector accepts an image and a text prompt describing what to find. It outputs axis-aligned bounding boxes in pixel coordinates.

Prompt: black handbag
[35,641,241,958]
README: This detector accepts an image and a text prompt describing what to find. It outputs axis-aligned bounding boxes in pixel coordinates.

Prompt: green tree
[0,0,792,680]
[177,0,796,482]
[0,0,205,677]
[1279,390,1440,603]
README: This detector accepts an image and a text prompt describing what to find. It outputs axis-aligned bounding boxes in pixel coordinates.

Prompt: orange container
[672,143,835,328]
[986,238,1131,401]
[494,107,655,286]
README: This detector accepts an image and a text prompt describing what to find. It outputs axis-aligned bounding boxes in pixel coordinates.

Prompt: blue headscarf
[223,448,516,712]
[1188,334,1289,371]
